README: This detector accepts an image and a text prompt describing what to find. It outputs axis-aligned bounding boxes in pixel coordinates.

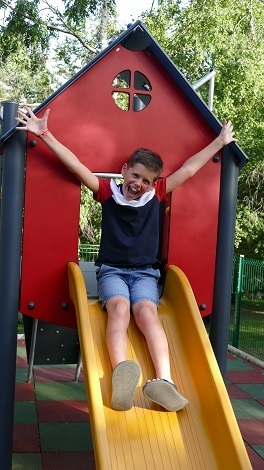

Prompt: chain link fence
[79,244,100,262]
[229,255,264,361]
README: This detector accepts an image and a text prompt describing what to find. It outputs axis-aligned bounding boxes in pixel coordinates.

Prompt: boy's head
[121,148,164,201]
[127,148,164,178]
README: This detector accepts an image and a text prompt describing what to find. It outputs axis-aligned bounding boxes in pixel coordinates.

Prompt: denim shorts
[96,264,160,308]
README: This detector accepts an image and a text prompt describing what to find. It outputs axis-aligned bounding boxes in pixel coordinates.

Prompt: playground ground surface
[13,336,264,470]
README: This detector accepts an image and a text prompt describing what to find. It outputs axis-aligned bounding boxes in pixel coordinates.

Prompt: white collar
[110,179,155,207]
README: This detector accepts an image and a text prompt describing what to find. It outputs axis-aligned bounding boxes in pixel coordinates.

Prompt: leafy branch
[0,0,98,53]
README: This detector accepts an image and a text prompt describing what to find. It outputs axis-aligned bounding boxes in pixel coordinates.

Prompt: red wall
[20,44,220,327]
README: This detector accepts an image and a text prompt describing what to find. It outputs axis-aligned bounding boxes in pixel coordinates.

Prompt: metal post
[75,351,82,382]
[134,94,145,111]
[192,70,216,111]
[0,100,26,470]
[0,107,3,216]
[27,318,39,383]
[209,146,239,378]
[233,255,244,348]
[0,102,18,225]
[208,73,215,111]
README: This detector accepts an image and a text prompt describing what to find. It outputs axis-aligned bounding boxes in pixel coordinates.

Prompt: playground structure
[0,22,251,469]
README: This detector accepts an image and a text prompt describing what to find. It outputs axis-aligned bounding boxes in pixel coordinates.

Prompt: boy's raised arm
[16,106,99,195]
[165,119,237,194]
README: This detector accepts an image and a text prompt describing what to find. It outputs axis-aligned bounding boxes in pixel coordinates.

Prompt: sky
[0,1,156,27]
[115,0,156,26]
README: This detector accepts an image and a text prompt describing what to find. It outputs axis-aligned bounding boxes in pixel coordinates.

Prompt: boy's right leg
[96,264,141,410]
[97,265,132,368]
[105,296,130,368]
[105,297,141,410]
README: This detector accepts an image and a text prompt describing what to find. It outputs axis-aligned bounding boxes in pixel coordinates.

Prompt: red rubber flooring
[12,338,264,469]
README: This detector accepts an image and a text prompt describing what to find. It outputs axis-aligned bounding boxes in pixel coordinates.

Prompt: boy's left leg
[133,300,188,411]
[132,300,171,381]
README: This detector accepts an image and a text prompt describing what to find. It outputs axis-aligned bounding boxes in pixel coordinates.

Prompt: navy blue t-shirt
[94,178,167,267]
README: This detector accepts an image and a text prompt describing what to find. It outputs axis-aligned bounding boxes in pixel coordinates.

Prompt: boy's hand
[217,118,238,147]
[16,105,50,137]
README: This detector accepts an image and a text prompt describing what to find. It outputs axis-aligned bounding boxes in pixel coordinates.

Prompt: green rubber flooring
[12,337,264,469]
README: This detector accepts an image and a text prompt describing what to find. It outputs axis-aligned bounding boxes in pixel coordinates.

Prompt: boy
[16,106,237,412]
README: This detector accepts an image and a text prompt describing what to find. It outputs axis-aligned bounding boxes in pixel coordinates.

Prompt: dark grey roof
[1,21,248,167]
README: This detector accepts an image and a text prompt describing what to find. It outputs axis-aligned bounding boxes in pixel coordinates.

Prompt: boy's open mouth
[127,185,140,197]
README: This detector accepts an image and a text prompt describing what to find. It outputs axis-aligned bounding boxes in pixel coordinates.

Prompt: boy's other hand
[217,118,238,147]
[16,105,50,137]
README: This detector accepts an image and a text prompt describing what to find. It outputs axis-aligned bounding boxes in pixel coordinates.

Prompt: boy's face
[121,163,159,201]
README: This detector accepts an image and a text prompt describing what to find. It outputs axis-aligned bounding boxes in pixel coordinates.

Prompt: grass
[229,301,264,361]
[240,298,264,313]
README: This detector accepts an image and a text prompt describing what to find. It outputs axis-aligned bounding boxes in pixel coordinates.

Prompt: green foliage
[0,44,57,102]
[0,0,262,256]
[0,0,51,62]
[79,184,102,244]
[143,0,264,258]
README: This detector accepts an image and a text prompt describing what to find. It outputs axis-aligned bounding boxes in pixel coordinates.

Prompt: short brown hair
[127,148,164,177]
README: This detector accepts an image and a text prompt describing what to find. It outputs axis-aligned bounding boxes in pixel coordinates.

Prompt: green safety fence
[229,255,264,361]
[78,243,100,262]
[18,246,264,362]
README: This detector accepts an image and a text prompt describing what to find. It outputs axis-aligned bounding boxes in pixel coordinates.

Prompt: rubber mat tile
[39,423,93,452]
[42,451,96,470]
[246,446,264,470]
[243,360,264,371]
[226,370,264,383]
[252,445,264,459]
[17,342,27,357]
[12,452,42,470]
[231,399,264,419]
[14,401,37,423]
[15,382,35,401]
[237,384,264,399]
[15,368,29,382]
[35,382,86,401]
[238,420,264,445]
[227,353,237,360]
[36,400,89,423]
[33,367,79,382]
[13,424,40,452]
[226,360,254,371]
[226,383,251,399]
[16,356,28,368]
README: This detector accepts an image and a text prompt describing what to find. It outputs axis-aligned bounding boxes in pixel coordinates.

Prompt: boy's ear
[121,163,127,176]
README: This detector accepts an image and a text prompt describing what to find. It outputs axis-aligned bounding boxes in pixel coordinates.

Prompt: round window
[112,70,152,112]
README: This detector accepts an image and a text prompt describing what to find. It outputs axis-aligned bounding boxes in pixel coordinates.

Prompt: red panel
[167,158,220,315]
[20,44,220,326]
[20,143,80,327]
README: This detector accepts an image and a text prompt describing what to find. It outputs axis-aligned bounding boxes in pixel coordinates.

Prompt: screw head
[199,304,207,311]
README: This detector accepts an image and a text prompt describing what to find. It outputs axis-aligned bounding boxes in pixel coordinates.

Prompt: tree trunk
[100,0,109,50]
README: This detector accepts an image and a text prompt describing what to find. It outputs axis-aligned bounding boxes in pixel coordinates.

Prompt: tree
[0,45,57,103]
[0,0,263,256]
[143,0,264,258]
[0,0,118,81]
[79,184,102,244]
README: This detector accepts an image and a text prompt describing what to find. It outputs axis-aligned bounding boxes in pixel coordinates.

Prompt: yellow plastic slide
[68,262,252,470]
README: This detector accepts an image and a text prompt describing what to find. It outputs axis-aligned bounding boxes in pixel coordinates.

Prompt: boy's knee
[106,297,130,320]
[133,301,158,327]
